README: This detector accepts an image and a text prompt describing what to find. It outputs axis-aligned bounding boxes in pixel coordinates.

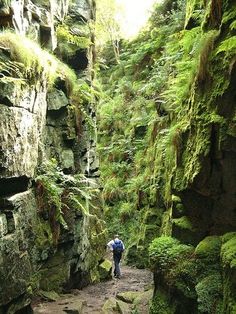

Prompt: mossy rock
[98,259,112,281]
[116,291,141,304]
[172,216,200,246]
[196,273,223,313]
[39,252,70,292]
[221,234,236,269]
[102,297,119,314]
[116,299,132,314]
[149,236,194,272]
[38,290,60,301]
[172,216,195,231]
[195,236,221,262]
[35,220,53,260]
[4,292,32,314]
[221,232,236,244]
[149,290,176,314]
[172,202,185,218]
[133,289,153,313]
[169,258,198,299]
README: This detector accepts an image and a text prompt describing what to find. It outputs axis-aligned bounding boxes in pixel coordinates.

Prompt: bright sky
[116,0,160,38]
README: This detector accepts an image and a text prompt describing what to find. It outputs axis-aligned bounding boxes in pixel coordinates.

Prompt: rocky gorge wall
[98,0,236,312]
[0,0,106,313]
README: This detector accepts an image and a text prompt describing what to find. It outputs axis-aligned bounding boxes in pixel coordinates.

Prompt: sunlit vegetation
[98,0,236,312]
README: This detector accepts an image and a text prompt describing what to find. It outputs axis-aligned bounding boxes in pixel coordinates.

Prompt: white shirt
[107,238,125,251]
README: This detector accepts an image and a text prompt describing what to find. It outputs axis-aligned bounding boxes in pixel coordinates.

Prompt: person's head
[114,234,119,239]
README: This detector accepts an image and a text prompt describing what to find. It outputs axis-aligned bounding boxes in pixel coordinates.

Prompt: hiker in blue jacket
[107,235,125,279]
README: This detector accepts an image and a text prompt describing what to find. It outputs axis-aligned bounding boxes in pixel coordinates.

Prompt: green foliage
[0,31,54,84]
[196,274,223,313]
[57,24,91,50]
[0,0,11,8]
[119,202,134,221]
[149,236,194,271]
[149,290,176,314]
[0,31,78,94]
[172,216,195,231]
[216,36,236,56]
[221,4,236,25]
[36,160,67,242]
[169,258,198,299]
[195,236,221,262]
[98,0,197,265]
[56,23,91,62]
[36,160,99,243]
[221,233,236,269]
[98,8,236,313]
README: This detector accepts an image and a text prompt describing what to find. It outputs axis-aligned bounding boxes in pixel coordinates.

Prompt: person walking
[107,234,125,279]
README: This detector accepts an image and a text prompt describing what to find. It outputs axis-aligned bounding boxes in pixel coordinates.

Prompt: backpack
[112,240,123,254]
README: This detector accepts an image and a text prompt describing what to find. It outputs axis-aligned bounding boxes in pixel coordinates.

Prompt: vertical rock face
[147,1,236,312]
[0,82,47,180]
[0,0,106,312]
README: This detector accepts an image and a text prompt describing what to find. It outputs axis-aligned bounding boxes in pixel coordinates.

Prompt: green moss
[102,297,118,313]
[221,234,236,269]
[98,259,112,281]
[222,232,236,244]
[172,216,195,231]
[169,258,198,299]
[35,220,53,252]
[0,32,55,84]
[171,195,181,203]
[116,291,141,304]
[160,208,172,236]
[149,236,194,271]
[149,290,176,314]
[39,262,70,292]
[38,290,60,301]
[196,274,223,313]
[0,31,77,95]
[56,24,91,52]
[195,236,221,261]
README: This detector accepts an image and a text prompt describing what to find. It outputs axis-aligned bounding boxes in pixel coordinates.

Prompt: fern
[216,36,236,55]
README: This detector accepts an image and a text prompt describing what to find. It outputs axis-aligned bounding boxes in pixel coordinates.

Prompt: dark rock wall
[0,0,105,312]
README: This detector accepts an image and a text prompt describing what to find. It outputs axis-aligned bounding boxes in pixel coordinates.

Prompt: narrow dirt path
[33,265,153,314]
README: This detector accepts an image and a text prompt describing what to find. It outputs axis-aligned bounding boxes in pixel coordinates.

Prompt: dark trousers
[113,253,122,277]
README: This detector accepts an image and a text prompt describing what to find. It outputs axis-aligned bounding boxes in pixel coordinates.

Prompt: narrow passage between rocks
[32,266,153,314]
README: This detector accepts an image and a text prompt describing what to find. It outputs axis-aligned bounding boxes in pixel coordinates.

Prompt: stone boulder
[98,259,112,281]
